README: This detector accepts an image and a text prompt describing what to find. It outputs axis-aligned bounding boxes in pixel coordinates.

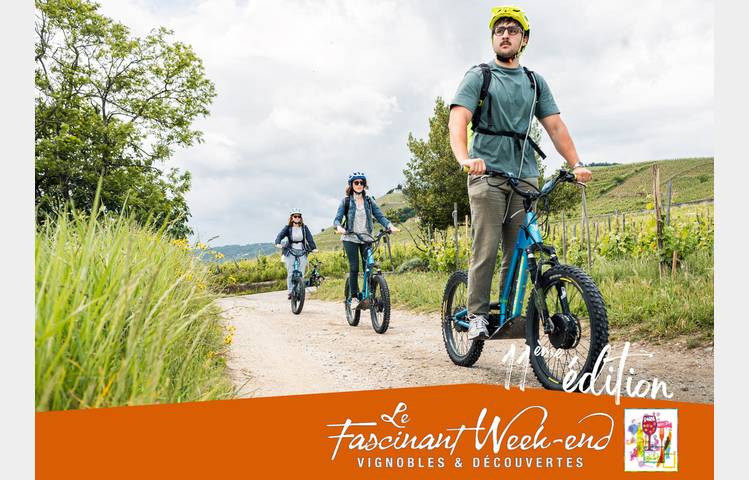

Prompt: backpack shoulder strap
[342,195,352,226]
[522,66,541,101]
[470,63,492,132]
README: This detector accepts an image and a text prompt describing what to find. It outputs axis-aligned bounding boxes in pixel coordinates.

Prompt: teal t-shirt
[451,61,559,178]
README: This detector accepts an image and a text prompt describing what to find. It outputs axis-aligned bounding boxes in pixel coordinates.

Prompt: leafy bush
[397,256,429,273]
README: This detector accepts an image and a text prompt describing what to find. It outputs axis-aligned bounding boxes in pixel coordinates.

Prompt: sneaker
[467,314,489,340]
[350,297,360,309]
[287,292,293,299]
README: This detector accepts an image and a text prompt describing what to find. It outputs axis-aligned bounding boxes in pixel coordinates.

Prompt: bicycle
[305,259,325,288]
[442,168,609,391]
[287,248,307,315]
[343,230,392,334]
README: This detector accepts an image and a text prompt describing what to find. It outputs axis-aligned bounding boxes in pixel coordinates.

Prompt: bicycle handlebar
[348,229,390,245]
[463,166,577,200]
[287,248,307,258]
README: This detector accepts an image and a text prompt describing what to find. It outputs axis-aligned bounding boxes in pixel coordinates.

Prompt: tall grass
[593,253,713,341]
[36,211,234,411]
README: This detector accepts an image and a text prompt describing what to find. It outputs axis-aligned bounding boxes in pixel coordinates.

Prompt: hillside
[211,243,276,262]
[582,157,713,215]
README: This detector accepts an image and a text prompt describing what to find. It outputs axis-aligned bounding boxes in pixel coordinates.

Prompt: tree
[403,97,468,233]
[35,0,216,237]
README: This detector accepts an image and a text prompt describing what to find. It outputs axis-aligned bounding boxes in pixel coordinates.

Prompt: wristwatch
[571,161,585,169]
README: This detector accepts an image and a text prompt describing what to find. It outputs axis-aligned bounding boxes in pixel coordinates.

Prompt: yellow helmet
[488,5,530,33]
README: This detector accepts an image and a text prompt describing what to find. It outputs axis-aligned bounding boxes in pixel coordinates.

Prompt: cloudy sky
[94,0,713,245]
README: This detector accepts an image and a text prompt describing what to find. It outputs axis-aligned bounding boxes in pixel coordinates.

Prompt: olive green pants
[467,175,538,315]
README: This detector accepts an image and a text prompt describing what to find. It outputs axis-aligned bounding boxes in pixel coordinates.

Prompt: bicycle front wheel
[526,264,608,391]
[291,276,305,315]
[370,274,391,334]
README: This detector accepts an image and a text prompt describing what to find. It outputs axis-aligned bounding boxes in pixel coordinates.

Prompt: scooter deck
[485,314,526,340]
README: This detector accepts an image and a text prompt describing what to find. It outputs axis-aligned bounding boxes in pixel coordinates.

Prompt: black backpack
[470,63,546,159]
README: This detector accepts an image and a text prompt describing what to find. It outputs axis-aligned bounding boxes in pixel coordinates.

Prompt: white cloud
[269,85,399,138]
[95,0,713,244]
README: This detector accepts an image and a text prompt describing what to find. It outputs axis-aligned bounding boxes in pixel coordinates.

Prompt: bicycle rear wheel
[370,274,390,334]
[441,271,484,366]
[344,274,360,326]
[526,264,608,391]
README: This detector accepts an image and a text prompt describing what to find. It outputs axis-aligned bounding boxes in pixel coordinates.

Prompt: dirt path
[216,291,713,403]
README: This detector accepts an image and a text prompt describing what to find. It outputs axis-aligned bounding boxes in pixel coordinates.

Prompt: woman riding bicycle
[275,208,318,299]
[334,172,399,308]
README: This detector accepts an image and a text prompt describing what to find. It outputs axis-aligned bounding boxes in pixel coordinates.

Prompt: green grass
[312,254,713,342]
[593,253,714,342]
[36,212,235,411]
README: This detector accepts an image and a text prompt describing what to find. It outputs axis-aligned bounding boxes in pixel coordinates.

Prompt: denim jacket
[333,194,392,234]
[274,224,317,256]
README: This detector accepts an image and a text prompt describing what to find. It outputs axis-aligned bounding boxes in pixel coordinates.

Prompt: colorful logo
[624,409,678,472]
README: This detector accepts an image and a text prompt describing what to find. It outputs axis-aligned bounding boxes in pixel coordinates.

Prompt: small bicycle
[442,168,609,391]
[305,259,325,288]
[287,248,307,315]
[344,230,392,334]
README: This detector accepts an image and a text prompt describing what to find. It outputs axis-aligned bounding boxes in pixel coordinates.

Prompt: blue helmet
[348,171,367,185]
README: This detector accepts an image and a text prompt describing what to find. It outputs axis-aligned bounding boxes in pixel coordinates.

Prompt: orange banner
[36,385,712,479]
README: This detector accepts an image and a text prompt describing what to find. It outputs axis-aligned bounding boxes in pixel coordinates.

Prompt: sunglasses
[493,25,524,36]
[292,215,301,219]
[352,180,366,186]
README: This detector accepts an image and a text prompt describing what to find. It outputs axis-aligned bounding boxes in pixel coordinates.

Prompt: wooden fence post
[666,180,673,226]
[653,165,663,250]
[561,212,567,263]
[465,215,470,265]
[453,203,459,270]
[580,185,592,269]
[594,222,599,250]
[653,165,665,276]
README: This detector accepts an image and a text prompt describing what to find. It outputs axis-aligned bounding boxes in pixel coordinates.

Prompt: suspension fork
[526,242,565,333]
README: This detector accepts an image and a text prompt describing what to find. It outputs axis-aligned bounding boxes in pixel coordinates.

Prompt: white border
[0,0,34,479]
[715,1,742,479]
